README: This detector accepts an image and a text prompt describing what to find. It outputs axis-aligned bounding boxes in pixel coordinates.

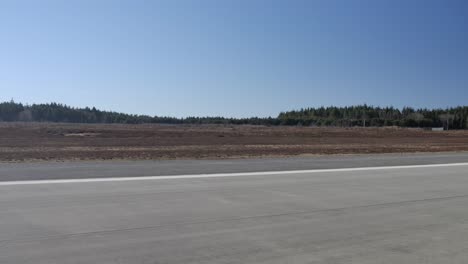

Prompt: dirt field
[0,122,468,162]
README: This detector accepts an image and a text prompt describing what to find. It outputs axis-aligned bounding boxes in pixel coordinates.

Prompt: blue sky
[1,0,467,117]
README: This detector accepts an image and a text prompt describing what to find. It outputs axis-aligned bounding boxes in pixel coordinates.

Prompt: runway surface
[1,152,468,181]
[1,154,468,263]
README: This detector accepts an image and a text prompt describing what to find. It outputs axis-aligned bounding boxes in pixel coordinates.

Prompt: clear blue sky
[1,0,467,117]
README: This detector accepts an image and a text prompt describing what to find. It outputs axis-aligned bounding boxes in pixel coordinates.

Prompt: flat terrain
[1,158,468,263]
[1,152,468,181]
[1,122,468,162]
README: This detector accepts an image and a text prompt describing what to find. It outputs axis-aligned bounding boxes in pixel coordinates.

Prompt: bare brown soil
[1,122,468,162]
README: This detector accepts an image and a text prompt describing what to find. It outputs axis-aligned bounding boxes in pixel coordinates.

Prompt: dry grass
[1,122,467,162]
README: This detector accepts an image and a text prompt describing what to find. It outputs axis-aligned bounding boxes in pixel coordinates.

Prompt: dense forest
[0,101,279,125]
[278,105,468,129]
[0,101,467,129]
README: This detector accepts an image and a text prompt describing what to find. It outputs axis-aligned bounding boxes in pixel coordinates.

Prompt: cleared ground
[1,122,468,161]
[1,162,468,264]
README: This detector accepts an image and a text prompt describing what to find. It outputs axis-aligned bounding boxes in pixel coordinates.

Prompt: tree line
[0,101,280,125]
[278,105,468,129]
[1,101,467,129]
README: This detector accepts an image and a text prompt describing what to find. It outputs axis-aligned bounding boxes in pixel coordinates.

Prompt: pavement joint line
[0,162,467,186]
[2,192,468,246]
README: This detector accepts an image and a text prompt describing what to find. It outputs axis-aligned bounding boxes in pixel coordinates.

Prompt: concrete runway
[1,152,468,181]
[1,155,468,263]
